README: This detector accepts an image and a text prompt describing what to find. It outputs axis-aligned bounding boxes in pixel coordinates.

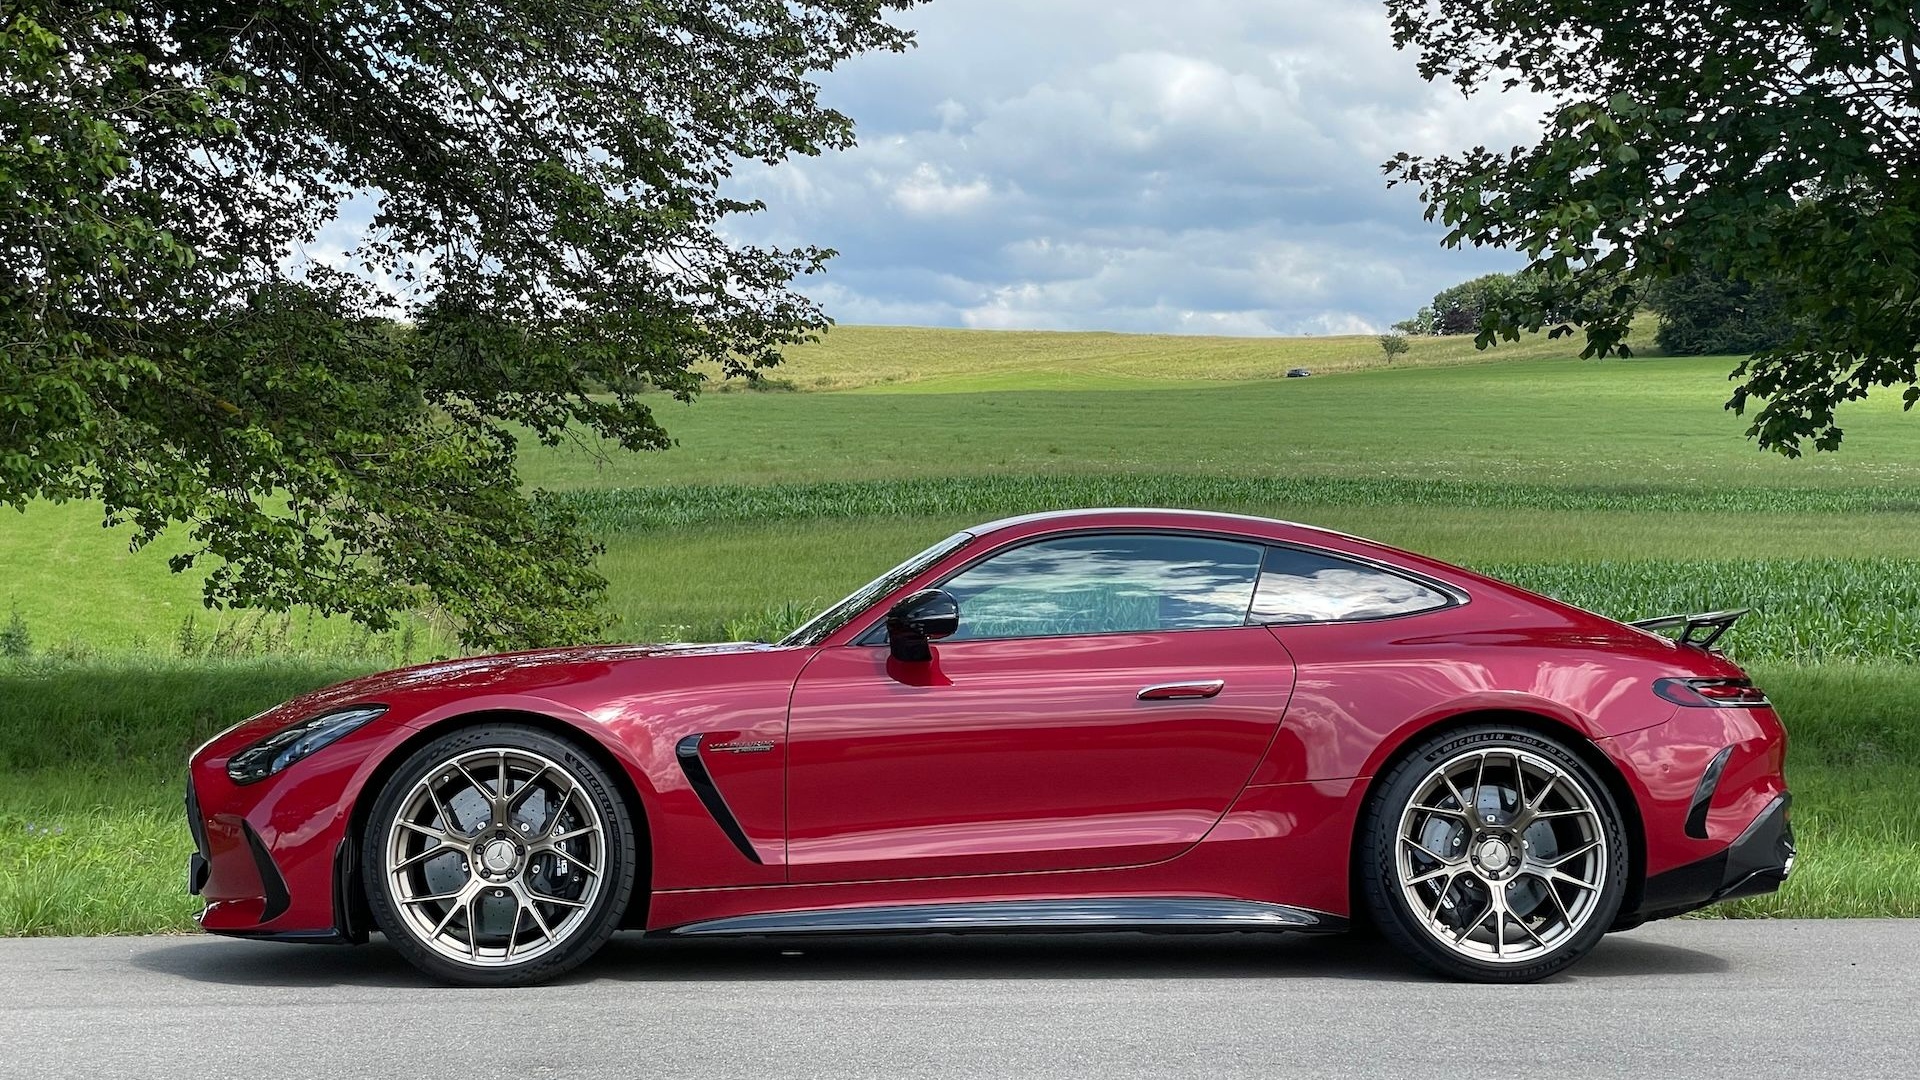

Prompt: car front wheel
[1358,725,1628,982]
[363,723,636,986]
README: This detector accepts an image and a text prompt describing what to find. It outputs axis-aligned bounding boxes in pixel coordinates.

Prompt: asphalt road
[1,921,1914,1079]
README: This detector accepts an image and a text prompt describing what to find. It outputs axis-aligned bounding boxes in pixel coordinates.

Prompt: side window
[1250,546,1453,623]
[941,534,1265,640]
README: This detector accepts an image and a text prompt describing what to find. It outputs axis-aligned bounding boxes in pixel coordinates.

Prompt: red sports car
[185,509,1793,985]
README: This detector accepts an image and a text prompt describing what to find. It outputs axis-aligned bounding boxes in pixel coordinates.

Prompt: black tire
[362,723,637,986]
[1357,724,1628,982]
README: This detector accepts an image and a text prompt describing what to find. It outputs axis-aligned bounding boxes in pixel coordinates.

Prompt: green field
[3,324,1918,933]
[703,322,1596,392]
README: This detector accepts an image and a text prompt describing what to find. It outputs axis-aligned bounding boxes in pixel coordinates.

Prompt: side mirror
[886,588,959,662]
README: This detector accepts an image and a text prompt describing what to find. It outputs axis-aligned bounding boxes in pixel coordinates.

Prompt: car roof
[959,507,1489,590]
[966,507,1369,547]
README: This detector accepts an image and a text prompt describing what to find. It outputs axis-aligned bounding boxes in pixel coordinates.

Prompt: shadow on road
[132,927,1728,988]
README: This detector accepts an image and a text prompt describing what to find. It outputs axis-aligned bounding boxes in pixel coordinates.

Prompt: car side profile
[185,509,1793,985]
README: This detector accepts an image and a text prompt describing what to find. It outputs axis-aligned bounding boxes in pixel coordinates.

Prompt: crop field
[3,325,1918,933]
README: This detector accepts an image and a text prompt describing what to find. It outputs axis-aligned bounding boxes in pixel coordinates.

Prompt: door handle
[1137,679,1226,701]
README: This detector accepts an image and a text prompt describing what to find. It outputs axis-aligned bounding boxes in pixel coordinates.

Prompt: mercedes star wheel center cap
[482,838,517,873]
[1477,838,1511,871]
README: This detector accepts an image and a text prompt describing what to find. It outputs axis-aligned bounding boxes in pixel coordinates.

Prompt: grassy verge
[1,772,199,936]
[1720,665,1920,918]
[0,657,376,773]
[0,657,371,936]
[0,657,1913,934]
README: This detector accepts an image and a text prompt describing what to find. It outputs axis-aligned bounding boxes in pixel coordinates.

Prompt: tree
[1378,332,1411,363]
[1394,274,1508,336]
[1647,268,1796,357]
[1,1,918,649]
[1395,270,1565,336]
[1385,1,1920,454]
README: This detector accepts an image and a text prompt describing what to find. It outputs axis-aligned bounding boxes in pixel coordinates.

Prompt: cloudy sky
[720,0,1549,336]
[297,1,1550,336]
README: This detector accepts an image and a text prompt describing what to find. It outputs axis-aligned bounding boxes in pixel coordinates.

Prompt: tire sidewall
[362,723,637,986]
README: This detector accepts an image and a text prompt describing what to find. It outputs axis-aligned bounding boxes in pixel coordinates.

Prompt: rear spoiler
[1628,608,1749,649]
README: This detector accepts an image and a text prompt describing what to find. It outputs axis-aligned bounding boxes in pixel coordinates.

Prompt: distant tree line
[1643,269,1796,357]
[1394,272,1567,337]
[1399,269,1795,357]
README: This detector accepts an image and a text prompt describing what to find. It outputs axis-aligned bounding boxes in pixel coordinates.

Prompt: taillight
[1653,677,1770,708]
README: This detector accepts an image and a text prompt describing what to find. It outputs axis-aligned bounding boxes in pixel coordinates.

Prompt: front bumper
[184,751,363,941]
[186,774,292,924]
[1630,793,1795,922]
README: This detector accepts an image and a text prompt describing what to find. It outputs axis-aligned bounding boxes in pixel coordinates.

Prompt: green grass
[1720,665,1920,919]
[728,322,1617,392]
[1,323,1917,932]
[589,513,1920,656]
[0,772,201,936]
[0,499,451,654]
[1487,560,1920,665]
[16,494,1920,649]
[0,657,369,936]
[558,474,1920,531]
[0,657,376,773]
[605,530,1920,667]
[12,345,1920,645]
[522,355,1920,492]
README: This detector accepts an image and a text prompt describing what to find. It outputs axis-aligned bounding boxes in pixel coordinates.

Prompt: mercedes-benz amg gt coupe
[185,509,1793,985]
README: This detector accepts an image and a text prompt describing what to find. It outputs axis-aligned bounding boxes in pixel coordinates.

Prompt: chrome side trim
[664,898,1346,937]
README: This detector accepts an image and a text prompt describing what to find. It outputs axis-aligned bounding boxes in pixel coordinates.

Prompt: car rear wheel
[363,724,636,986]
[1358,724,1627,982]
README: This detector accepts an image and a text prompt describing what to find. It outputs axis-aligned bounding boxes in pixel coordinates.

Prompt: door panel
[785,627,1296,883]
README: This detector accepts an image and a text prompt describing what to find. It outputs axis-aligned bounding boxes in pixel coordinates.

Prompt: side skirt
[657,898,1348,937]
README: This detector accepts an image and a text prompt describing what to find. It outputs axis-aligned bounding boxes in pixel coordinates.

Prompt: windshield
[780,531,974,647]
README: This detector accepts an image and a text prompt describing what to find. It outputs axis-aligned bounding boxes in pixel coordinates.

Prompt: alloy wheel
[1393,745,1610,965]
[383,746,608,968]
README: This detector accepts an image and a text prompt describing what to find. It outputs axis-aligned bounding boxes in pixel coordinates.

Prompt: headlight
[226,705,387,785]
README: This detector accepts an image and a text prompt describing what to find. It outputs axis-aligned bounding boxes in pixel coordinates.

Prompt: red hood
[212,641,779,751]
[309,641,774,699]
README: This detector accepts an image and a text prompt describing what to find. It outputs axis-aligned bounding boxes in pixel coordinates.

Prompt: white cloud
[933,98,969,131]
[723,0,1550,335]
[890,163,995,217]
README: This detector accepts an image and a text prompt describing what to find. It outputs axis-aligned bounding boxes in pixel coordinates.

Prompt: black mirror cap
[887,588,959,661]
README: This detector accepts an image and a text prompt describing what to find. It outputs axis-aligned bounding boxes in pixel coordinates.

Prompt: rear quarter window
[1249,546,1455,623]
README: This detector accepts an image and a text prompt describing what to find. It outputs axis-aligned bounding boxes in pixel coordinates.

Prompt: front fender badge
[705,740,775,754]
